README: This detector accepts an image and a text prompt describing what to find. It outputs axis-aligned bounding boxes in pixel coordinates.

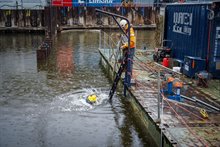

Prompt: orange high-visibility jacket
[121,27,136,49]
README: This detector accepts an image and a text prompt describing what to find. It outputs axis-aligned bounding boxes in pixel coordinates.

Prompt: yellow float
[86,94,97,104]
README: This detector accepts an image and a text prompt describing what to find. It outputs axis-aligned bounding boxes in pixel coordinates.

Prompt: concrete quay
[99,48,220,147]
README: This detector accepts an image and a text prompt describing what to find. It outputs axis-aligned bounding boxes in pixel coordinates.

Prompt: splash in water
[51,88,109,112]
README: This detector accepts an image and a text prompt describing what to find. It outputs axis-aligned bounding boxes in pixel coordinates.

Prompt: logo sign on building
[173,12,193,36]
[86,0,121,7]
[53,0,121,7]
[73,0,85,7]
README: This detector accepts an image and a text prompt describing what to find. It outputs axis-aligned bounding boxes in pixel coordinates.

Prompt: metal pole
[95,9,130,37]
[180,94,220,111]
[124,20,130,97]
[157,69,161,120]
[99,30,101,50]
[160,76,164,147]
[21,0,23,9]
[50,0,52,37]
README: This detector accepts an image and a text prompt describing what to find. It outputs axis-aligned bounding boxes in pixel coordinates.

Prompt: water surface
[0,31,157,147]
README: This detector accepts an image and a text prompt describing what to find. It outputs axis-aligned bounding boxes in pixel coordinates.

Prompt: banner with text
[52,0,121,7]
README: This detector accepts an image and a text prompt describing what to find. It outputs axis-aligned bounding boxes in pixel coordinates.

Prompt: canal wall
[0,10,44,28]
[0,7,156,32]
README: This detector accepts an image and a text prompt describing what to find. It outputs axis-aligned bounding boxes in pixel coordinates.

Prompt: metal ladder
[109,55,127,101]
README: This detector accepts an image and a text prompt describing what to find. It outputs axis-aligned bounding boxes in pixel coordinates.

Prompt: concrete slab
[99,48,220,147]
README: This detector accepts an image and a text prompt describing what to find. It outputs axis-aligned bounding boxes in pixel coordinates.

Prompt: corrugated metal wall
[164,3,210,60]
[209,16,220,78]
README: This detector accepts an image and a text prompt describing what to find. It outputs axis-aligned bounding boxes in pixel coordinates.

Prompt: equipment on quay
[163,75,183,102]
[153,40,172,62]
[162,57,169,67]
[183,56,206,78]
[162,74,220,112]
[181,95,220,112]
[196,71,210,88]
[200,108,209,118]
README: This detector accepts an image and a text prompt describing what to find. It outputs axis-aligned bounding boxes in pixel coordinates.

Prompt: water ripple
[50,88,109,112]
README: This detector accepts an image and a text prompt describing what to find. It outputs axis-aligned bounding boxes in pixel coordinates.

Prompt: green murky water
[0,30,158,147]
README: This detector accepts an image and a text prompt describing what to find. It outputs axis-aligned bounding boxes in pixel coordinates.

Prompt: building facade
[0,0,157,28]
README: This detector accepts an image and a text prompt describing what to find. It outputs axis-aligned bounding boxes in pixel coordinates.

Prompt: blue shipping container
[209,14,220,78]
[164,2,220,78]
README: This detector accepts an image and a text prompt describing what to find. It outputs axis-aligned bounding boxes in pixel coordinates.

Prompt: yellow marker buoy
[86,94,97,104]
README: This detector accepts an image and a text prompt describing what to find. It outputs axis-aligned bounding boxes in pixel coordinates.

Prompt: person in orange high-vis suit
[119,19,136,76]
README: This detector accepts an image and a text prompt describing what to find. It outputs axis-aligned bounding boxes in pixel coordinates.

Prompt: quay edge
[99,49,174,147]
[0,25,156,34]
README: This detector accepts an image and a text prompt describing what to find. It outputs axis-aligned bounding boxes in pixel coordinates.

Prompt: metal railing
[96,9,132,97]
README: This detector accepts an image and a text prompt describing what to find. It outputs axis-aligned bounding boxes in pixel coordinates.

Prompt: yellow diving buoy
[86,94,97,104]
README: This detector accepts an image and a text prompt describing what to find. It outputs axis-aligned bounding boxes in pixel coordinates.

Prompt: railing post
[157,69,161,121]
[124,19,131,89]
[160,87,164,147]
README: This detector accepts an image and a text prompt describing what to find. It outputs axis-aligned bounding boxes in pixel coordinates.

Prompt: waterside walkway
[99,48,220,147]
[0,26,45,33]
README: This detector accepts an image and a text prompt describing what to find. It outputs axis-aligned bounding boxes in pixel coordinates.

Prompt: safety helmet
[119,19,127,29]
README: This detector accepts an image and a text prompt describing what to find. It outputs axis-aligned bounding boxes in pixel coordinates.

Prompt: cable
[161,94,209,147]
